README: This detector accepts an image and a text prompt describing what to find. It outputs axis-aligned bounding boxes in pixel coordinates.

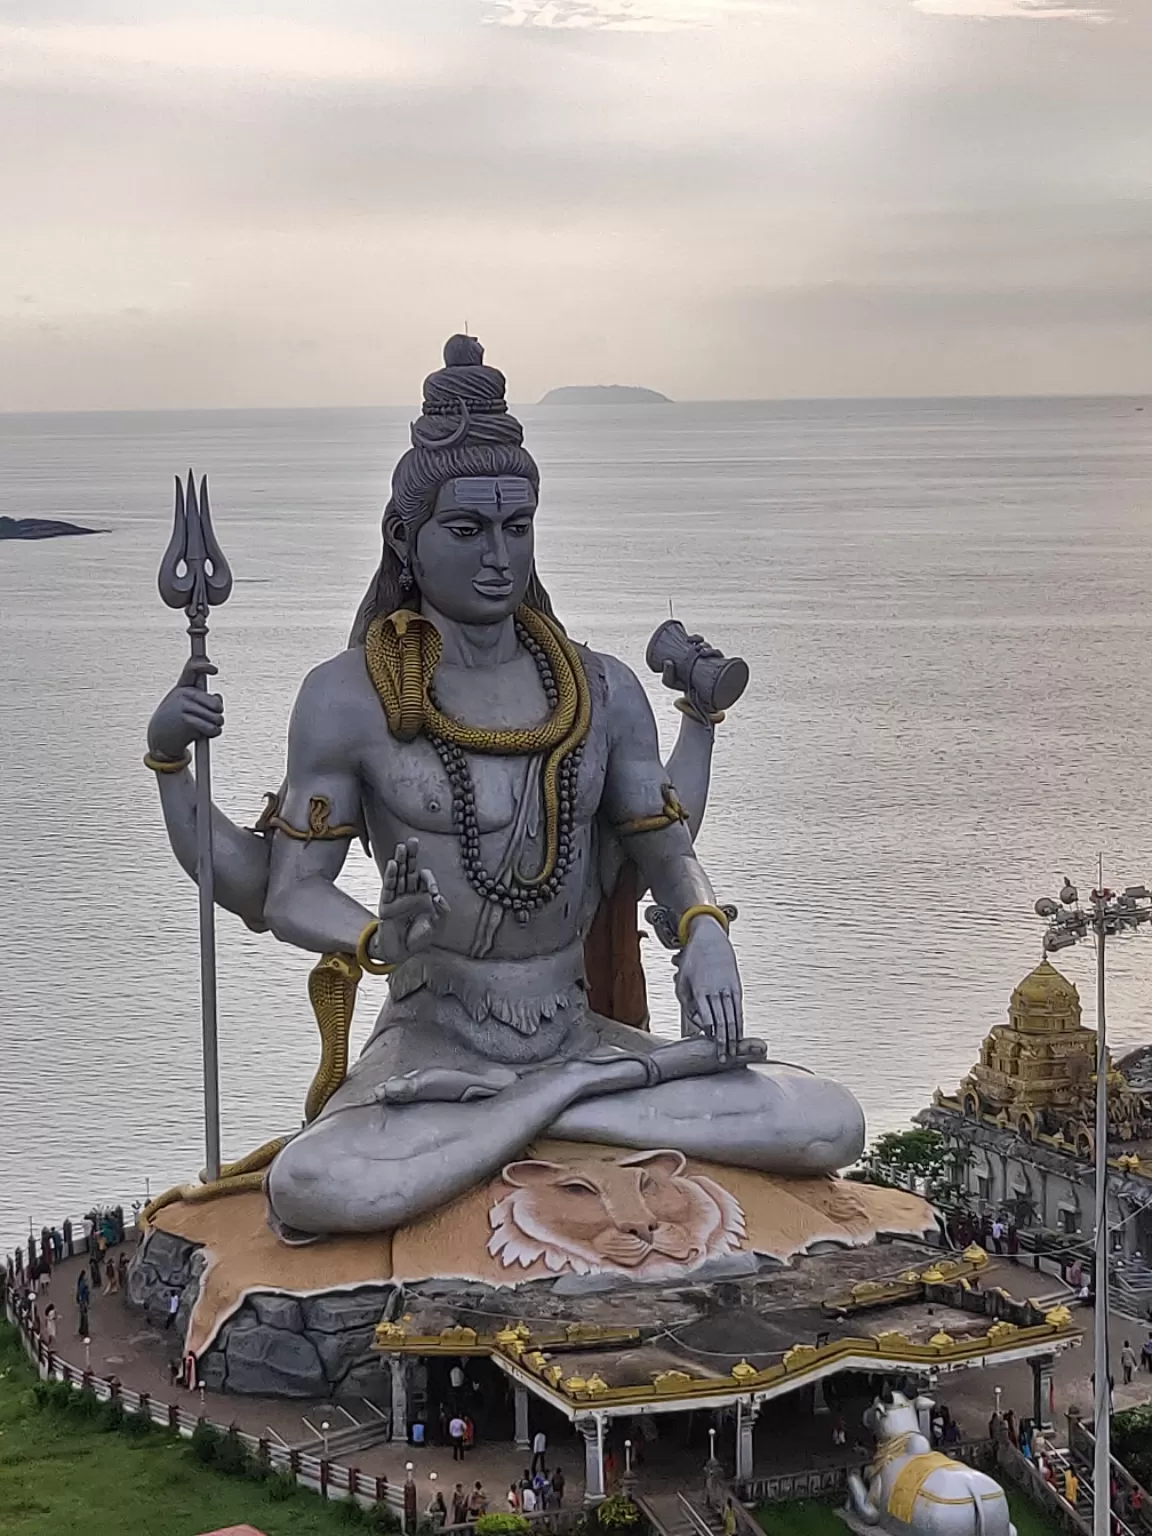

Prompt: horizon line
[1,389,1150,418]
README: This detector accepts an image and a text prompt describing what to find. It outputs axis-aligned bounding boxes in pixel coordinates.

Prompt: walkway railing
[736,1440,991,1504]
[2,1282,404,1514]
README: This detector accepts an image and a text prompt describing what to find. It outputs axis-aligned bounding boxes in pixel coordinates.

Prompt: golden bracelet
[355,920,395,977]
[674,698,725,726]
[144,750,191,774]
[677,903,731,947]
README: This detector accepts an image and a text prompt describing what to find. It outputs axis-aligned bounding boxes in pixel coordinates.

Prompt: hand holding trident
[157,472,233,1182]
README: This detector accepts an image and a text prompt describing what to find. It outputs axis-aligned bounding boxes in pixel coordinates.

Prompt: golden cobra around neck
[363,604,591,887]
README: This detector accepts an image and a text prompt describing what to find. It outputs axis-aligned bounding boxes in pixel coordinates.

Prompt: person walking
[77,1300,89,1337]
[449,1413,466,1462]
[507,1483,521,1512]
[44,1303,57,1348]
[1123,1340,1139,1384]
[463,1415,475,1450]
[723,1498,738,1536]
[1143,1335,1152,1373]
[117,1252,129,1293]
[103,1258,118,1295]
[75,1270,89,1310]
[522,1483,538,1515]
[467,1482,488,1518]
[451,1484,468,1526]
[165,1290,180,1330]
[1064,1467,1080,1508]
[531,1429,547,1476]
[990,1217,1005,1255]
[550,1467,566,1508]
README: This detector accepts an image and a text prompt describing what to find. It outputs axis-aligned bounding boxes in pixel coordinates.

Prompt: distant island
[539,385,672,405]
[0,516,103,541]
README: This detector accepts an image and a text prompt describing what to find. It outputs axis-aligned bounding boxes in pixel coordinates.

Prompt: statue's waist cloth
[324,942,646,1113]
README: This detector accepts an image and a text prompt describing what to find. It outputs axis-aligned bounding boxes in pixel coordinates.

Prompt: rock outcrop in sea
[0,516,103,540]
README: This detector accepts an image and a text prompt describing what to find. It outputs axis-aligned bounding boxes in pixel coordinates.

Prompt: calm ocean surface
[2,396,1151,1250]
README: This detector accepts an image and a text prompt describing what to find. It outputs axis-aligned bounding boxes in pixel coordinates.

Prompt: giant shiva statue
[145,336,864,1244]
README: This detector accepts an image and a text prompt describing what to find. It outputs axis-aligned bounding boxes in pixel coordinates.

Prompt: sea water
[2,395,1151,1247]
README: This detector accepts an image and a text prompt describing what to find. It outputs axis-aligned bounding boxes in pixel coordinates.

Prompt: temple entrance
[416,1356,515,1445]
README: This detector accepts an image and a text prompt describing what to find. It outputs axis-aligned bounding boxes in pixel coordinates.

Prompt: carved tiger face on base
[487,1149,746,1281]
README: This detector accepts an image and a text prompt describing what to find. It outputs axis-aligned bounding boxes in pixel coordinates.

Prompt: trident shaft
[158,472,233,1183]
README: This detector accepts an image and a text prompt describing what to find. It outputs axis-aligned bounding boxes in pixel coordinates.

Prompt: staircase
[637,1491,721,1536]
[1114,1256,1152,1314]
[1042,1443,1137,1536]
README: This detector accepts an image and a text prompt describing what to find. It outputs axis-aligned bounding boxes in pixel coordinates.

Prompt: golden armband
[617,784,690,836]
[253,792,360,843]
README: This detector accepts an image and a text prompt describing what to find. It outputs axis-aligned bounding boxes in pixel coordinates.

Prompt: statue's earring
[399,557,414,594]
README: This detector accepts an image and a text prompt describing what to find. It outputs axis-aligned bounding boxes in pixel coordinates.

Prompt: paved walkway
[25,1243,589,1504]
[25,1242,1152,1497]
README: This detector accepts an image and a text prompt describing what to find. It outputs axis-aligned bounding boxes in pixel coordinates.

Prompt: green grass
[0,1322,395,1536]
[755,1487,1064,1536]
[757,1499,847,1536]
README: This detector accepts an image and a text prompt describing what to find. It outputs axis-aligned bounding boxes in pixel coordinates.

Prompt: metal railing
[2,1283,404,1513]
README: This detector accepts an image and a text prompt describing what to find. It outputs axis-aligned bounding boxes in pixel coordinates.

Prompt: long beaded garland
[427,618,584,919]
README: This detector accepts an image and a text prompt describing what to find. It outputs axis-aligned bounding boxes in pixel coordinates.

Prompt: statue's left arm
[599,653,743,1056]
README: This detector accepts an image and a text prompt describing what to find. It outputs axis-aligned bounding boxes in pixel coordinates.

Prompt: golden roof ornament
[731,1360,758,1383]
[653,1370,694,1392]
[783,1344,820,1369]
[439,1325,478,1346]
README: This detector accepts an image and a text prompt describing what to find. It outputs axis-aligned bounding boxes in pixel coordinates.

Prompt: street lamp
[1034,873,1152,1536]
[83,1336,91,1372]
[321,1419,330,1459]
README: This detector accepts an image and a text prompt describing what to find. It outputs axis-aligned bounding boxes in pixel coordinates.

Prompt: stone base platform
[131,1141,935,1398]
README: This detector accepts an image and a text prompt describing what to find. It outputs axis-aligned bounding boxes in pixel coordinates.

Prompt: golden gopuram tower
[957,958,1135,1153]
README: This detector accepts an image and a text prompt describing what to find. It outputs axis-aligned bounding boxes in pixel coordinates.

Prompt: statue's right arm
[262,664,376,956]
[147,660,271,932]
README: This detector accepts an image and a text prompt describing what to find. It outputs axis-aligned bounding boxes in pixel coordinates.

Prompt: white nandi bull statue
[845,1393,1016,1536]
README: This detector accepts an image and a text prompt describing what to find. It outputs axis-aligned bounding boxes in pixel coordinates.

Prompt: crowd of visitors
[1,1206,133,1356]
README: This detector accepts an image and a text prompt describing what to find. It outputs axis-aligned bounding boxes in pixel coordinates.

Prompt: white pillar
[736,1402,759,1482]
[515,1383,531,1451]
[812,1378,831,1416]
[390,1356,408,1442]
[582,1416,605,1504]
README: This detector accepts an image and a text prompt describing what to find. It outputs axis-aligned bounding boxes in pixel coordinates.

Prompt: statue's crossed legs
[266,1011,865,1238]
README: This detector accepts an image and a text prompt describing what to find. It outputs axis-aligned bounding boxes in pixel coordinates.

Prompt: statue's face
[411,476,537,624]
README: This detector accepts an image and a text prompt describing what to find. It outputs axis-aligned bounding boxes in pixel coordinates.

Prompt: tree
[848,1128,962,1197]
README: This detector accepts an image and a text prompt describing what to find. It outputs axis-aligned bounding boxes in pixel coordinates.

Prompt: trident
[158,472,233,1183]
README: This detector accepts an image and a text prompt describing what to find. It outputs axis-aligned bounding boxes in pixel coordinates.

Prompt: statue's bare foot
[565,1035,766,1100]
[378,1064,520,1105]
[642,1035,766,1082]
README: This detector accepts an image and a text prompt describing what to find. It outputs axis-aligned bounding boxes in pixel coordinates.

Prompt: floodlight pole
[1035,874,1152,1536]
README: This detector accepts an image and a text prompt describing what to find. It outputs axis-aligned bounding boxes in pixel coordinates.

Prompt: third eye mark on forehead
[435,477,536,518]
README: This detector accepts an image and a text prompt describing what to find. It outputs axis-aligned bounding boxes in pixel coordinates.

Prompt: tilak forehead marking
[433,477,537,512]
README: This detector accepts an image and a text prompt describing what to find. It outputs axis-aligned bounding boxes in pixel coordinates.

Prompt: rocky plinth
[0,515,103,540]
[131,1140,935,1396]
[538,386,671,405]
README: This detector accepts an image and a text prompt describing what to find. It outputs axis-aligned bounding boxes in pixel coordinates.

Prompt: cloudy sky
[1,0,1148,408]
